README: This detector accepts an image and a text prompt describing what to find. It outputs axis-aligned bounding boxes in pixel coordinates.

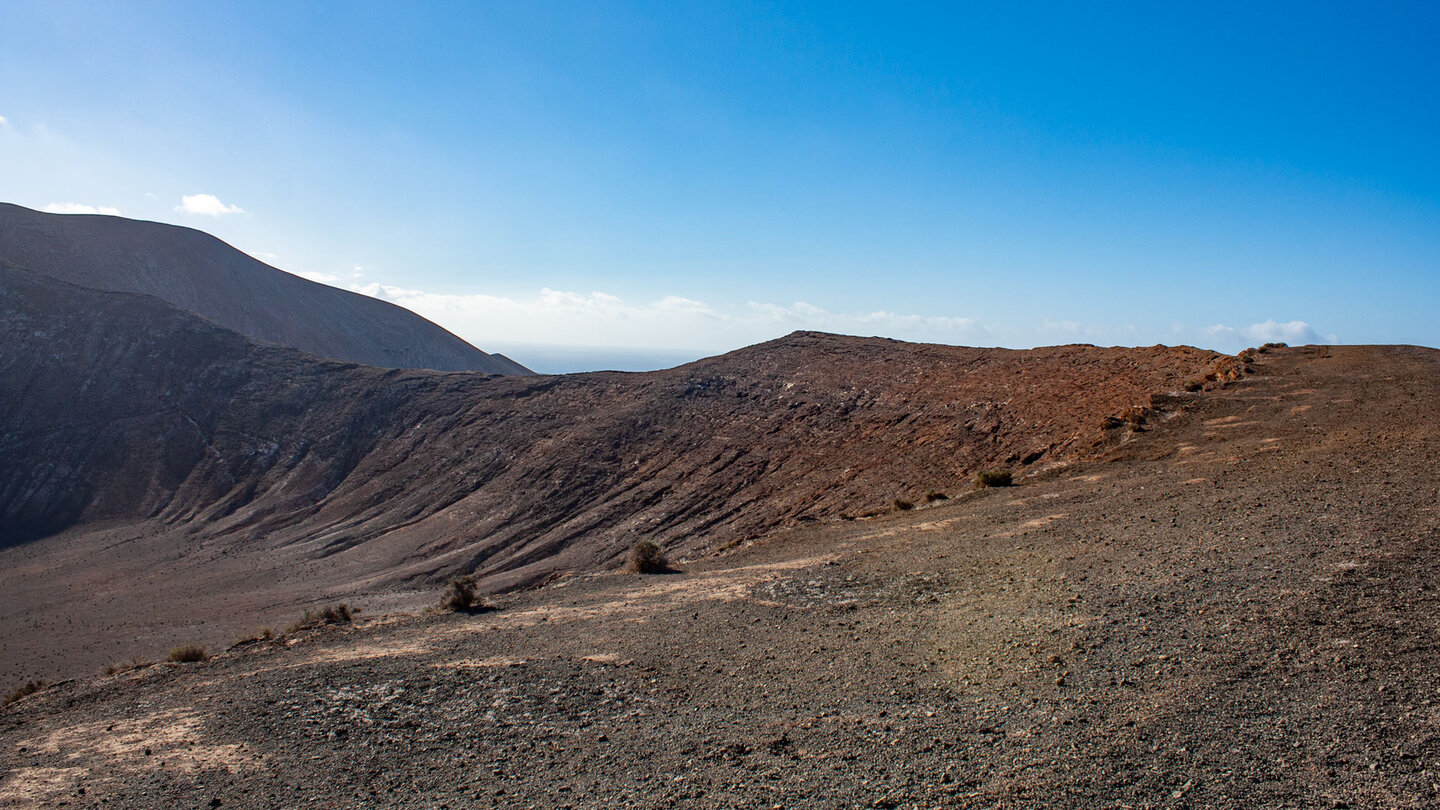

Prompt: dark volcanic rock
[0,202,529,374]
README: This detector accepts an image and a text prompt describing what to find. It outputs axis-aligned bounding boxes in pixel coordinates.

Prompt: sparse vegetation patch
[973,469,1013,489]
[2,680,45,708]
[443,576,480,611]
[287,603,355,632]
[892,498,914,511]
[166,643,208,663]
[924,491,948,503]
[629,540,674,574]
[232,627,276,646]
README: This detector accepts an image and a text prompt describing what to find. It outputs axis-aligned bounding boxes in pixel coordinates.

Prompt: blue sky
[2,1,1436,372]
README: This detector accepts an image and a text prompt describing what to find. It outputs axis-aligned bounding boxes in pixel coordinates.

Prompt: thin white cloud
[295,269,343,284]
[1205,319,1335,347]
[350,284,989,352]
[0,116,9,128]
[43,202,120,215]
[1036,319,1142,346]
[175,193,244,216]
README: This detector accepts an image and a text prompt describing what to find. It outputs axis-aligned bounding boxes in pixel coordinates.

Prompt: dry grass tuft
[287,603,355,632]
[166,643,208,663]
[973,469,1013,489]
[2,680,46,708]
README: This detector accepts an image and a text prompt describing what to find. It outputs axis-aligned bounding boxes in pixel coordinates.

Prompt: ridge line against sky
[2,1,1436,372]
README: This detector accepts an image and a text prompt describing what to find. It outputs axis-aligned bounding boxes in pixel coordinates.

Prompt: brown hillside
[0,265,1220,680]
[3,345,1437,808]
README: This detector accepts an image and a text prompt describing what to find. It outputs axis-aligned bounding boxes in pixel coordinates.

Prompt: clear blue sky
[2,1,1437,371]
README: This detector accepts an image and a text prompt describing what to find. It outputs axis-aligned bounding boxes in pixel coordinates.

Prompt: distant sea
[484,343,709,375]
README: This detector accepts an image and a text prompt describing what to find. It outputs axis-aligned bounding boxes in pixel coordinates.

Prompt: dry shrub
[892,498,914,511]
[629,540,673,574]
[925,491,948,503]
[443,576,478,611]
[166,643,208,663]
[287,603,355,632]
[973,469,1013,489]
[232,627,276,645]
[2,680,45,708]
[106,655,152,675]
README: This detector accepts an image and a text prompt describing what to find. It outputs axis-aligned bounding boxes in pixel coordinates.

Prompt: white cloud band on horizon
[309,273,1337,362]
[1204,319,1336,348]
[44,202,120,215]
[175,193,244,216]
[351,283,989,352]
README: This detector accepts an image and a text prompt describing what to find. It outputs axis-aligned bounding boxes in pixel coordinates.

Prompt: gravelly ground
[3,345,1438,809]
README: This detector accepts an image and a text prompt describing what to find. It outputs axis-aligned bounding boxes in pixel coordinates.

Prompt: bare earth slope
[0,265,1221,680]
[3,345,1437,808]
[0,202,529,373]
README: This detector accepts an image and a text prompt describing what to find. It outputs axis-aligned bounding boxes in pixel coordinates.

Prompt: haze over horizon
[2,1,1436,372]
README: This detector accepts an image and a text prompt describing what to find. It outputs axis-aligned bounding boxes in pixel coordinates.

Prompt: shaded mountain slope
[0,202,528,373]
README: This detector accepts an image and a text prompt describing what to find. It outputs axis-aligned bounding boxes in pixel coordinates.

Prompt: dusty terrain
[0,263,1224,682]
[4,344,1437,808]
[0,203,529,374]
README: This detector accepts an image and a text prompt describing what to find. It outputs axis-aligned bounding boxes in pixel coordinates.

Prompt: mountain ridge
[0,262,1226,681]
[0,202,529,374]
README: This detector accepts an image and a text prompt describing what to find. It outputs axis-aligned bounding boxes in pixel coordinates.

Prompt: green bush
[973,469,1013,489]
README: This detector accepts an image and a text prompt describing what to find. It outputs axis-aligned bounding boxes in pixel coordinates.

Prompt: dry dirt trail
[3,345,1438,808]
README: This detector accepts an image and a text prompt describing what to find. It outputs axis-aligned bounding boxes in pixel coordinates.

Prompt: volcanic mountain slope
[0,202,529,373]
[0,264,1223,681]
[3,344,1437,809]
